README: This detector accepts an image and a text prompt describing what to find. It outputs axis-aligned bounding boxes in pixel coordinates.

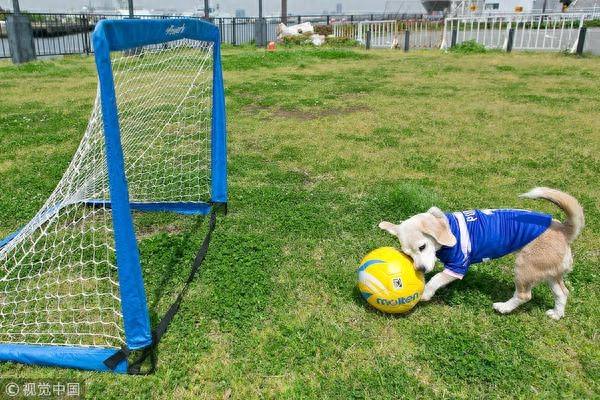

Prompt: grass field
[0,46,599,399]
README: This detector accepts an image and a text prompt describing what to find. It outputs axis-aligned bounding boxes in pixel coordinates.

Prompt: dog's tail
[520,187,584,243]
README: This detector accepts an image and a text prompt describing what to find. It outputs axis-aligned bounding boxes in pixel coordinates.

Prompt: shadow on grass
[141,215,209,325]
[128,215,210,374]
[353,267,553,316]
[351,285,422,318]
[432,268,554,313]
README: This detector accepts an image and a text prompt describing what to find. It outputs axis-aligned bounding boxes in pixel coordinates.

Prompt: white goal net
[0,37,215,351]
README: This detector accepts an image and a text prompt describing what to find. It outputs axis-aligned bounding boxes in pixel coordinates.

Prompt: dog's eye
[418,244,427,252]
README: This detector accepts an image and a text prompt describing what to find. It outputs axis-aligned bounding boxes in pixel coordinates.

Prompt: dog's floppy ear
[422,209,457,247]
[378,221,400,236]
[427,207,445,218]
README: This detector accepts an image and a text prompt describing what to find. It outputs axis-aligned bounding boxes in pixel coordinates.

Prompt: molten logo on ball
[357,247,424,314]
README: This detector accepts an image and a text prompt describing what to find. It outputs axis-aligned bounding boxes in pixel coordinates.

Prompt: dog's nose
[416,264,427,272]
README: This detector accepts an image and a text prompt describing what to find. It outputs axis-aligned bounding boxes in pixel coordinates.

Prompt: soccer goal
[0,18,226,373]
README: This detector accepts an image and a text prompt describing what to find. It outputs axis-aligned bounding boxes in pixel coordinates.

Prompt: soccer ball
[357,247,425,314]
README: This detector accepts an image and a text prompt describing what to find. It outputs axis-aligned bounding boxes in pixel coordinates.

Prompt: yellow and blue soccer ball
[357,247,425,314]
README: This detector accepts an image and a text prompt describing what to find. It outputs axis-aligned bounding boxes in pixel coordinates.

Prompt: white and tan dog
[379,187,584,320]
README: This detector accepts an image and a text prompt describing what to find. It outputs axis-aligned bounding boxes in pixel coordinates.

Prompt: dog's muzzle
[416,264,428,273]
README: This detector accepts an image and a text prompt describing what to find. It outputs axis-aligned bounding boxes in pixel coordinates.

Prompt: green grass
[1,48,600,399]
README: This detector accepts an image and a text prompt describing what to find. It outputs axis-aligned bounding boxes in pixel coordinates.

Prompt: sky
[0,0,425,15]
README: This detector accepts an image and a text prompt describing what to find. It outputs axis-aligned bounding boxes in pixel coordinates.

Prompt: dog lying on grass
[379,187,584,320]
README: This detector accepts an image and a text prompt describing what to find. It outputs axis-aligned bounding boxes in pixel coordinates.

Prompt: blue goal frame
[0,18,227,373]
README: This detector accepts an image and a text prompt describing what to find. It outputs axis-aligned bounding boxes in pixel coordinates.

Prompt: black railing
[0,12,429,59]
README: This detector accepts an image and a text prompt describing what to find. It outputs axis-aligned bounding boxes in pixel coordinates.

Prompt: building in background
[0,0,589,16]
[450,0,565,14]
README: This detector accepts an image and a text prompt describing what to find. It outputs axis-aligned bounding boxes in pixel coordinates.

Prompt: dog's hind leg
[493,263,535,315]
[493,280,533,315]
[546,248,572,320]
[546,278,569,320]
[494,249,543,315]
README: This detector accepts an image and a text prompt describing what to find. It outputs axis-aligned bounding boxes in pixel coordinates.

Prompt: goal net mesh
[0,38,214,349]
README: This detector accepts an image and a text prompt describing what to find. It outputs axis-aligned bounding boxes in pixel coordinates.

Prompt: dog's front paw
[420,290,434,302]
[546,309,564,320]
[493,301,513,314]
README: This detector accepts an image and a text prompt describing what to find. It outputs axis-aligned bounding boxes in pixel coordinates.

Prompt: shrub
[450,39,487,54]
[324,36,359,47]
[313,24,333,36]
[281,33,314,47]
[281,34,359,48]
[584,19,600,28]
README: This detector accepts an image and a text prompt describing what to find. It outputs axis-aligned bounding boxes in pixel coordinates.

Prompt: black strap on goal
[104,205,222,374]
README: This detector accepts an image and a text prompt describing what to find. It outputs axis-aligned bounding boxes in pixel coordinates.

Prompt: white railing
[333,20,398,48]
[332,13,593,53]
[442,13,587,52]
[333,19,445,49]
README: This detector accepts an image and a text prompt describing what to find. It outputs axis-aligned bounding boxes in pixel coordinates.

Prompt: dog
[378,187,584,320]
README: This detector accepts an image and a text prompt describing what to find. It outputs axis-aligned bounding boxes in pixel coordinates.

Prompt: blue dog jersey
[436,209,552,278]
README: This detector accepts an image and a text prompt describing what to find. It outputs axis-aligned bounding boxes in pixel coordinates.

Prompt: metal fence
[333,18,444,49]
[0,19,8,56]
[216,17,278,46]
[441,13,587,52]
[332,12,596,53]
[1,11,598,59]
[0,12,427,59]
[1,13,99,58]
